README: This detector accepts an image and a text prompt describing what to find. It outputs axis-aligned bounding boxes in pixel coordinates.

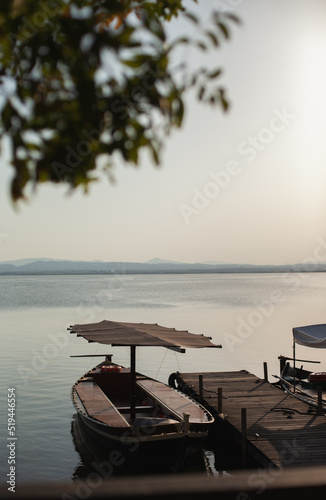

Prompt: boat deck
[74,374,210,428]
[177,370,326,468]
[74,381,130,427]
[136,378,209,423]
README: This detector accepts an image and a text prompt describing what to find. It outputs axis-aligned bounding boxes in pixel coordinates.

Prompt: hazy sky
[2,0,326,265]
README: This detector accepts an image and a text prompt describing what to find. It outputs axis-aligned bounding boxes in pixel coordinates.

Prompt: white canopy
[293,324,326,349]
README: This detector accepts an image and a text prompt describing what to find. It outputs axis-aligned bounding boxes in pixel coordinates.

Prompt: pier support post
[183,412,190,434]
[199,374,203,401]
[217,387,223,414]
[130,345,136,422]
[263,362,268,382]
[241,408,247,467]
[317,386,323,414]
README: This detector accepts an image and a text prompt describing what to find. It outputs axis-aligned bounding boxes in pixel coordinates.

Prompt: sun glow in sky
[2,0,326,265]
[295,32,326,160]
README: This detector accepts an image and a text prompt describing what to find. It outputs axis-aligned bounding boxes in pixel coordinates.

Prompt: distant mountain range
[0,258,326,275]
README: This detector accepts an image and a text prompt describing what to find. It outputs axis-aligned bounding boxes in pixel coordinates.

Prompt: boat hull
[281,362,326,389]
[77,411,202,472]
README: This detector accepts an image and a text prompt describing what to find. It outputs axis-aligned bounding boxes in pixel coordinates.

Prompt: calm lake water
[1,273,326,484]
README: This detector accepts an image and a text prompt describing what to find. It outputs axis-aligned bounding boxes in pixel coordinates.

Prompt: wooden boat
[277,324,326,410]
[280,361,326,391]
[69,320,221,471]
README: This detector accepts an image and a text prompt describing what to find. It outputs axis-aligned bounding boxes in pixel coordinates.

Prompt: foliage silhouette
[0,0,239,201]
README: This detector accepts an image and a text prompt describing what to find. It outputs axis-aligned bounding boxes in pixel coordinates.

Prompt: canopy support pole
[130,345,136,422]
[293,339,296,393]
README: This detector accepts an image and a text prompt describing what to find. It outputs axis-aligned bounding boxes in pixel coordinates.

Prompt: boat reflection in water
[71,413,210,479]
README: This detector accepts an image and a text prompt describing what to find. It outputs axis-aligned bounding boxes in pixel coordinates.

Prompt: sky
[1,0,326,265]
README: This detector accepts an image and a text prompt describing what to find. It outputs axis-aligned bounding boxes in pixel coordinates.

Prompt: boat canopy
[69,320,221,351]
[293,324,326,349]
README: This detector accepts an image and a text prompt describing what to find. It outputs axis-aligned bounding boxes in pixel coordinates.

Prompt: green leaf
[169,36,190,51]
[207,68,222,79]
[225,13,242,25]
[183,11,200,24]
[218,22,230,40]
[219,88,229,111]
[127,144,139,164]
[198,86,205,101]
[121,58,144,68]
[151,142,160,165]
[196,41,207,51]
[173,97,184,127]
[205,30,219,47]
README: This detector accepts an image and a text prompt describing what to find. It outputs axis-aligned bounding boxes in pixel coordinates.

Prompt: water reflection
[70,414,211,479]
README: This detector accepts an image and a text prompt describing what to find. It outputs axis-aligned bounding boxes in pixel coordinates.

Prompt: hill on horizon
[0,257,326,275]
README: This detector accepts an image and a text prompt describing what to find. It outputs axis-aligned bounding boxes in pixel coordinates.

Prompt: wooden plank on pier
[178,370,326,469]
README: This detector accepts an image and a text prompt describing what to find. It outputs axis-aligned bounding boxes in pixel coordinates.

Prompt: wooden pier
[176,369,326,469]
